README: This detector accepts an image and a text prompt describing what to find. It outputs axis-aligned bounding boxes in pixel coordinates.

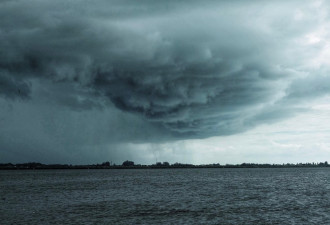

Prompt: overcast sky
[1,0,330,164]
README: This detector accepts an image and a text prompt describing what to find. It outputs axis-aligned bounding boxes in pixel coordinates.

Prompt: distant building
[154,162,170,167]
[122,160,134,166]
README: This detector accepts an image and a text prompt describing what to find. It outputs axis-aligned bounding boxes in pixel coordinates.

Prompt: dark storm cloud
[1,0,330,139]
[285,72,330,102]
[0,71,30,99]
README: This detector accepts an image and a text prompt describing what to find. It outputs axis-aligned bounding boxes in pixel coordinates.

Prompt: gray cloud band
[1,0,329,139]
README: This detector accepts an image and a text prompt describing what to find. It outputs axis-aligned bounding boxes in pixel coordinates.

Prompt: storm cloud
[1,0,330,144]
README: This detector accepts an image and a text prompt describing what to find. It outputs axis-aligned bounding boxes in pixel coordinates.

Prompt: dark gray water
[1,168,330,224]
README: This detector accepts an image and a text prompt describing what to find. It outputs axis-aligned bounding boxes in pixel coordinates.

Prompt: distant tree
[102,162,110,167]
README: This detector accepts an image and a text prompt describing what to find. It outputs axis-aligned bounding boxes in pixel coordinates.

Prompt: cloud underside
[1,0,330,140]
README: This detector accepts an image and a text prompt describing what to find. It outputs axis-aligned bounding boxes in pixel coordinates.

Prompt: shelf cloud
[1,0,330,163]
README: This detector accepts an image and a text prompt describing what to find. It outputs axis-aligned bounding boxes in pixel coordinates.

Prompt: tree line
[0,161,329,170]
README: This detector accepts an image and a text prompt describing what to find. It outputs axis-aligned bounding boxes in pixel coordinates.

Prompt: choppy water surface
[1,168,330,224]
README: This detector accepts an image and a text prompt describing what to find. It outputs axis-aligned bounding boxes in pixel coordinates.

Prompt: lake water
[1,168,330,224]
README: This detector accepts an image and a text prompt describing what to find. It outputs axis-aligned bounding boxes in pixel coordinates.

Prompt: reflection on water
[1,168,330,224]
